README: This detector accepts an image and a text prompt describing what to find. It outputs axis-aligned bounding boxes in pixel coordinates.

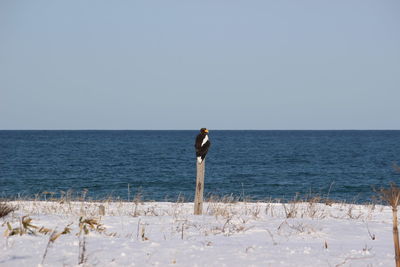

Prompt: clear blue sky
[1,0,399,130]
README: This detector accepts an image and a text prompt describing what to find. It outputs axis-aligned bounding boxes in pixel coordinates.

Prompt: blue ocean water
[1,130,400,202]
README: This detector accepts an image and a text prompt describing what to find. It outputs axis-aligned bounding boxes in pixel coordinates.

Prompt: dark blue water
[1,130,400,202]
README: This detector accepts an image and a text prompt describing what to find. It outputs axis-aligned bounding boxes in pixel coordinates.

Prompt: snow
[0,200,396,266]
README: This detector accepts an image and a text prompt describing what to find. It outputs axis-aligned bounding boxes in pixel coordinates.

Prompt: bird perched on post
[195,128,211,164]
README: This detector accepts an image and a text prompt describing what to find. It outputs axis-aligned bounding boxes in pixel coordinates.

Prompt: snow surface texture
[0,200,395,266]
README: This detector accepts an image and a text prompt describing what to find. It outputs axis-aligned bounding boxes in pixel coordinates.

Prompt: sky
[1,0,399,130]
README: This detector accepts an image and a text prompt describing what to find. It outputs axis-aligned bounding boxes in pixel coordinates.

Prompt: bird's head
[200,128,209,134]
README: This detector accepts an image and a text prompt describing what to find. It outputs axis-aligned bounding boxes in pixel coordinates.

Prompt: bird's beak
[205,129,209,133]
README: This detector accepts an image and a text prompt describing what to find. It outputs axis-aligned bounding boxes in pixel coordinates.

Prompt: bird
[195,128,211,164]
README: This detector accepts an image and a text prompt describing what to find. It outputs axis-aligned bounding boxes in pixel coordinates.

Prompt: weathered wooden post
[194,160,205,215]
[193,128,210,215]
[99,204,105,216]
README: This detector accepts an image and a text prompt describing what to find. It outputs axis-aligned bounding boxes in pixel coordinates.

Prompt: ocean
[1,130,399,202]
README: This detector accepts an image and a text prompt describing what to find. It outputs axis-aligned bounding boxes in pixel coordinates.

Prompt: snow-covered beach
[0,200,395,266]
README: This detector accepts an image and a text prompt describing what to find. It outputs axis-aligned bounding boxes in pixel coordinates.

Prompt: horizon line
[1,129,400,131]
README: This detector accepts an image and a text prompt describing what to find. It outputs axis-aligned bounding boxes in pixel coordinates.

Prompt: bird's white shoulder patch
[201,135,208,147]
[197,157,202,164]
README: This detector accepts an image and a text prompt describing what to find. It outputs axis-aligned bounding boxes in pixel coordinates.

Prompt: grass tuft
[0,202,16,218]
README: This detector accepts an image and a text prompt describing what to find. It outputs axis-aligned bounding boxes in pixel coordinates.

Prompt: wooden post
[194,160,205,215]
[99,205,105,216]
[392,206,400,267]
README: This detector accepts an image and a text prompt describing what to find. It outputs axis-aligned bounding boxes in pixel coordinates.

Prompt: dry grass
[0,202,16,218]
[1,191,389,244]
[4,190,383,223]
